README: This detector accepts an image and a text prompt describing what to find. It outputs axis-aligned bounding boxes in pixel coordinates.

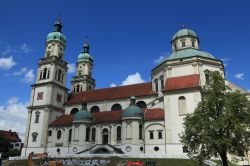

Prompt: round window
[57,130,62,140]
[126,146,132,152]
[154,146,159,151]
[140,147,143,151]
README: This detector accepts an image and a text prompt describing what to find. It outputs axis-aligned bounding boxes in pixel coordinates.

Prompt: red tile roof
[143,108,164,121]
[92,110,123,123]
[66,82,156,105]
[49,108,164,126]
[164,74,200,92]
[0,130,21,142]
[49,115,74,127]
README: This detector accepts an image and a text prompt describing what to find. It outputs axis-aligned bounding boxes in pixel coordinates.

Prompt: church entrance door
[102,128,109,144]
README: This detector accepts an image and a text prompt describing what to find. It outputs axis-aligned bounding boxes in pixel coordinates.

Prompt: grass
[212,160,239,166]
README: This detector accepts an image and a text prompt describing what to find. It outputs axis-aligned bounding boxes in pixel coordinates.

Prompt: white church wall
[164,90,201,155]
[65,95,158,114]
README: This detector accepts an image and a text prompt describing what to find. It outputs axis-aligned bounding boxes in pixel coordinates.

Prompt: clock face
[37,92,44,100]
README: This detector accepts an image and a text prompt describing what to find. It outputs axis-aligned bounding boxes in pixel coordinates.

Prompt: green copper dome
[77,41,93,63]
[122,96,143,118]
[77,52,93,63]
[47,32,66,43]
[172,28,197,41]
[168,48,215,60]
[74,104,92,122]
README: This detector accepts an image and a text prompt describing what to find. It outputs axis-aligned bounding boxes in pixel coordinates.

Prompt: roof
[172,28,197,41]
[0,130,21,142]
[164,74,200,92]
[49,108,164,126]
[143,108,164,121]
[168,48,215,60]
[49,115,74,127]
[66,82,157,105]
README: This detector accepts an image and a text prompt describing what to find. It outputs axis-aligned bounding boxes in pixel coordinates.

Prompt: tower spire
[54,14,62,32]
[83,36,89,53]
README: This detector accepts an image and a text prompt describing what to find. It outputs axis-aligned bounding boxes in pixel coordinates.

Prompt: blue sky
[0,0,249,138]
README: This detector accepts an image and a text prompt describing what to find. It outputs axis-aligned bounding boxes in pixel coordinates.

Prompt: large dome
[74,104,92,122]
[47,32,66,44]
[168,48,215,60]
[122,96,143,118]
[172,28,197,41]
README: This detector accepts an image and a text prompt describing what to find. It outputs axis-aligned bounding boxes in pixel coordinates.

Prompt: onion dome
[168,48,215,60]
[172,28,197,41]
[77,41,93,63]
[122,96,143,119]
[46,17,66,44]
[74,103,92,122]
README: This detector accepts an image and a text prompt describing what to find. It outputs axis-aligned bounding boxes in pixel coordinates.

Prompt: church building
[21,18,250,157]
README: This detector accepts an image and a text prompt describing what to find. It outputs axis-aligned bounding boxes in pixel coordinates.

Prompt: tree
[180,71,250,166]
[0,135,12,158]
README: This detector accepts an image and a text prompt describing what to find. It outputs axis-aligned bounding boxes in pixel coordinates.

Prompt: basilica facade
[21,19,249,157]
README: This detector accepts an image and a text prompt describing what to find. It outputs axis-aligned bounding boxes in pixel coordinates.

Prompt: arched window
[158,131,163,139]
[48,130,52,137]
[182,41,186,47]
[126,124,132,139]
[160,75,164,90]
[204,70,211,83]
[154,79,159,92]
[91,128,96,141]
[39,71,42,80]
[47,70,50,79]
[57,130,62,140]
[35,111,40,123]
[139,124,143,140]
[58,70,62,81]
[117,126,121,141]
[86,127,90,141]
[68,129,72,142]
[111,103,122,111]
[136,101,147,109]
[149,131,154,139]
[43,68,47,79]
[76,85,80,92]
[90,106,100,113]
[178,96,187,115]
[70,108,79,115]
[32,132,38,142]
[61,73,64,82]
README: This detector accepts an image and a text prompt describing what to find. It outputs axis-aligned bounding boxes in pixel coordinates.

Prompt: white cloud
[0,97,28,141]
[235,73,244,80]
[1,43,34,55]
[154,52,169,64]
[1,46,12,55]
[22,69,35,84]
[67,63,76,74]
[221,57,229,67]
[13,67,27,76]
[20,43,34,53]
[110,83,117,87]
[248,89,250,92]
[0,56,17,70]
[122,72,145,85]
[154,55,167,64]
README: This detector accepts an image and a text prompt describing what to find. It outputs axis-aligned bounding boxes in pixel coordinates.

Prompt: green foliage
[0,135,12,158]
[180,71,250,166]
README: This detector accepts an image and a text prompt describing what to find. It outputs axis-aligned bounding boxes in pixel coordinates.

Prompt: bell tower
[22,17,68,156]
[71,40,95,93]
